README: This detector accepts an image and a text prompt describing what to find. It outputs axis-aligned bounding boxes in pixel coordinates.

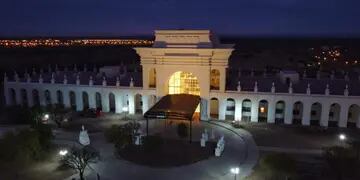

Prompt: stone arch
[95,92,102,110]
[20,89,28,107]
[210,69,220,90]
[109,93,116,113]
[32,89,40,106]
[348,104,360,128]
[210,98,219,119]
[258,99,268,123]
[149,68,156,88]
[225,98,235,120]
[9,88,16,105]
[275,101,285,124]
[329,103,341,127]
[135,93,143,114]
[293,101,303,125]
[44,90,51,107]
[56,90,64,105]
[310,102,322,126]
[242,99,252,122]
[82,92,89,110]
[69,91,76,110]
[168,71,200,96]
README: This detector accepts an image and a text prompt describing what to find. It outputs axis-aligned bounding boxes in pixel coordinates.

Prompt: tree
[348,140,360,161]
[258,153,297,180]
[62,146,99,180]
[177,123,188,139]
[323,146,357,180]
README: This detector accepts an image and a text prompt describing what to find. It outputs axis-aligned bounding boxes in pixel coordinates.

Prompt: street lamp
[59,149,68,156]
[339,133,346,146]
[122,106,129,121]
[230,167,240,180]
[339,133,346,141]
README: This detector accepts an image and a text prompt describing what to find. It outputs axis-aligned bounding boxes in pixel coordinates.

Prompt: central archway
[168,71,200,96]
[168,71,200,114]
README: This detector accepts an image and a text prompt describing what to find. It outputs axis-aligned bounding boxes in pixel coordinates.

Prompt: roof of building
[144,94,200,120]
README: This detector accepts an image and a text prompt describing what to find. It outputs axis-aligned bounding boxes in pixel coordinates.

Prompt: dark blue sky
[1,0,360,37]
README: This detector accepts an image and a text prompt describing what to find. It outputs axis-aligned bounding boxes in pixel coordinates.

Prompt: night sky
[1,0,360,37]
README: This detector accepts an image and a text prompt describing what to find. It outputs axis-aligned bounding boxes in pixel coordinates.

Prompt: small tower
[254,81,258,93]
[32,68,36,76]
[74,64,78,72]
[3,73,8,83]
[303,70,307,79]
[39,74,43,84]
[271,82,275,93]
[51,73,55,84]
[306,83,311,95]
[344,72,349,81]
[237,81,241,92]
[55,64,59,74]
[76,74,80,85]
[130,77,134,87]
[316,70,321,80]
[288,82,293,94]
[48,65,52,73]
[84,64,87,72]
[14,71,19,82]
[344,84,349,96]
[89,76,93,86]
[330,70,335,80]
[116,76,120,87]
[63,74,67,84]
[102,76,107,86]
[27,74,31,83]
[325,84,330,95]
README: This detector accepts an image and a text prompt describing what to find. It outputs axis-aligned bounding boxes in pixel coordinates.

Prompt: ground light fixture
[59,149,68,156]
[230,167,240,180]
[339,133,346,141]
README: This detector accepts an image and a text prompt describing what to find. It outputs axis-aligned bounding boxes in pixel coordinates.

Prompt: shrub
[104,125,122,143]
[177,123,188,138]
[259,153,297,179]
[232,123,245,129]
[142,135,163,152]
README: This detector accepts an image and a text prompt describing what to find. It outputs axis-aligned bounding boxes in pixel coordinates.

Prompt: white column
[101,92,110,112]
[251,100,259,122]
[76,91,83,111]
[88,92,96,109]
[267,101,275,123]
[128,94,135,114]
[284,102,293,124]
[39,90,46,106]
[234,99,242,121]
[51,90,57,105]
[115,93,123,113]
[219,68,226,92]
[339,105,349,128]
[320,104,330,127]
[200,98,208,120]
[15,88,22,105]
[4,84,11,106]
[26,89,34,107]
[219,99,226,120]
[302,102,311,125]
[142,95,149,115]
[63,90,71,108]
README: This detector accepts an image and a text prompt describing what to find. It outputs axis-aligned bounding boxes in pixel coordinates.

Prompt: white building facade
[3,30,360,128]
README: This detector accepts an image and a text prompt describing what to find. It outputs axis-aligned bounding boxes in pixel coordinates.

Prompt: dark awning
[144,94,200,120]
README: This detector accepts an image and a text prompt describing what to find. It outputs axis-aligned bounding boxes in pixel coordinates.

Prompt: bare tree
[62,146,99,180]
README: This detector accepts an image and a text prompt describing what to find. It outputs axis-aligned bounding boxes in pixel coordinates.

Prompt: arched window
[149,68,156,88]
[210,69,220,90]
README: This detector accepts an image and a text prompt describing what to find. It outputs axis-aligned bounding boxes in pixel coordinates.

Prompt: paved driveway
[61,120,258,180]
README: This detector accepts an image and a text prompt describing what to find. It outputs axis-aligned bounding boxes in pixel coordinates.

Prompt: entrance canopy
[144,94,200,120]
